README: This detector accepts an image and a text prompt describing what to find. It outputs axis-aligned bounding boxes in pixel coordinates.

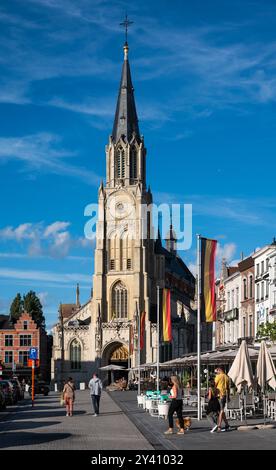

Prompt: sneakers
[177,430,185,435]
[164,429,173,435]
[210,425,218,433]
[221,425,230,432]
[66,413,69,416]
[93,413,99,417]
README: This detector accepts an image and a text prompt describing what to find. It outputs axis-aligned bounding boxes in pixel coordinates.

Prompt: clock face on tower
[106,191,135,221]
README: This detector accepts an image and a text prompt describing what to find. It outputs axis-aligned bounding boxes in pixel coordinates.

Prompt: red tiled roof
[61,304,77,319]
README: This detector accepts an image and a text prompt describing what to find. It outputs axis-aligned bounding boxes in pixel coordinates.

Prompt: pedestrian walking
[164,375,185,435]
[206,379,221,433]
[214,367,230,432]
[63,377,75,417]
[88,373,103,416]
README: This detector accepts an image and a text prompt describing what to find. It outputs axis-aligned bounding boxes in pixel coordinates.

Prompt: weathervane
[120,14,133,44]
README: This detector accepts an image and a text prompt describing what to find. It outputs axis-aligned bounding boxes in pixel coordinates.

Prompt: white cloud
[153,192,276,227]
[0,221,92,259]
[0,267,91,285]
[1,1,276,120]
[44,221,71,238]
[217,242,237,263]
[37,291,48,307]
[0,133,101,185]
[188,263,197,276]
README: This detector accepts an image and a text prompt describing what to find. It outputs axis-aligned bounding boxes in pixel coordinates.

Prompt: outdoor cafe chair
[266,399,276,421]
[225,395,243,421]
[149,398,159,417]
[137,395,144,407]
[244,392,256,416]
[158,401,170,419]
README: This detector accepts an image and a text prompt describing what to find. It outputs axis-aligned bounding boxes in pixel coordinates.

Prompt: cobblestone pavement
[0,391,153,450]
[111,391,276,450]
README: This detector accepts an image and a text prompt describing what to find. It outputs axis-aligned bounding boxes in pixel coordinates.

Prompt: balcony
[270,304,276,315]
[218,308,239,322]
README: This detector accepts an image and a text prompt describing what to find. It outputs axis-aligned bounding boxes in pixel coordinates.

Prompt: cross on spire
[120,14,133,44]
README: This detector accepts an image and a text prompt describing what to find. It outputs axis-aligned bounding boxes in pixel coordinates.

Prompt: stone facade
[238,256,255,341]
[51,42,212,386]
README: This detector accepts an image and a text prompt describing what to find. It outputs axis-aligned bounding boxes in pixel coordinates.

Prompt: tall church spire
[112,41,140,143]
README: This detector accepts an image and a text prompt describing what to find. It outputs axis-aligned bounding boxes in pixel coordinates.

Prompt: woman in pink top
[63,377,75,417]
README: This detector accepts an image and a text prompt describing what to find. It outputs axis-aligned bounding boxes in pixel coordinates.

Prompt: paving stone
[0,391,153,450]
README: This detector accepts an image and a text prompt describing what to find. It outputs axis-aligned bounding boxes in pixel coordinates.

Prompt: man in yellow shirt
[214,367,230,432]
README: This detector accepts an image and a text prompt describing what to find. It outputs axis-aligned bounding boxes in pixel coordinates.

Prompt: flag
[162,288,172,342]
[129,323,134,354]
[200,237,217,322]
[140,311,146,350]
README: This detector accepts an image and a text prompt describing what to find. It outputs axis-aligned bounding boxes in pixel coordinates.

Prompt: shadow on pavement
[6,410,86,420]
[0,420,61,432]
[0,431,71,449]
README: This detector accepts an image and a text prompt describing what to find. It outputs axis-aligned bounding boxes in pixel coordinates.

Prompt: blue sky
[0,0,276,329]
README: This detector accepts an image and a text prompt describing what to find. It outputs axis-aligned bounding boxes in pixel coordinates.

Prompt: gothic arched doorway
[102,341,129,384]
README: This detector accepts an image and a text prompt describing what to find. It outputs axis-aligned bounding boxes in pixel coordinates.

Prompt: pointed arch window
[70,339,81,370]
[111,281,128,319]
[130,147,137,181]
[115,147,125,179]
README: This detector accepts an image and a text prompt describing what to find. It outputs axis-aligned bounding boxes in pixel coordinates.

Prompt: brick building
[238,256,255,342]
[0,311,48,381]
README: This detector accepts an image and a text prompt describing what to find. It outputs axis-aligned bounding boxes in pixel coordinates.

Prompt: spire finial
[120,14,133,59]
[76,283,80,308]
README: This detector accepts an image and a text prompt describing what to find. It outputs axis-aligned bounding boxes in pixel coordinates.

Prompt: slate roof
[112,44,140,143]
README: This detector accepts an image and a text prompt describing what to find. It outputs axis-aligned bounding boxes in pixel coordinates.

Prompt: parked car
[10,378,24,400]
[0,380,17,405]
[29,381,50,396]
[0,388,6,410]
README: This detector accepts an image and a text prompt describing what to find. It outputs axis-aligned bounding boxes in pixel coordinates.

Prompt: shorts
[219,396,227,410]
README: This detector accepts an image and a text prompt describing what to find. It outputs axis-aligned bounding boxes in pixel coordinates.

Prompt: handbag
[60,392,65,406]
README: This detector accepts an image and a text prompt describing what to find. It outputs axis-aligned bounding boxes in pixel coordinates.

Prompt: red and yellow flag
[162,288,172,342]
[129,323,134,354]
[201,237,217,322]
[140,311,146,350]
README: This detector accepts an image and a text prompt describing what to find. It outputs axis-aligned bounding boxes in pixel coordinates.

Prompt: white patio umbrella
[99,364,126,384]
[256,341,276,392]
[228,340,255,422]
[228,340,254,393]
[256,341,276,424]
[99,364,126,371]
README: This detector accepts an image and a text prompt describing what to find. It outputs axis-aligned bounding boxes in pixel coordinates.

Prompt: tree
[10,293,23,323]
[23,291,45,329]
[256,322,276,343]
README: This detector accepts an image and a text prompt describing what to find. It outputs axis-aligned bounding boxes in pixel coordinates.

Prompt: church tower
[92,40,155,367]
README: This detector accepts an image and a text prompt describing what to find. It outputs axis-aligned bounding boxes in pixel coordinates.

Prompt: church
[51,39,212,385]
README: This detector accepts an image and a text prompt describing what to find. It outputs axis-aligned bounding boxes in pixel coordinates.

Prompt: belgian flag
[129,323,134,354]
[140,311,146,350]
[162,288,172,342]
[200,237,217,322]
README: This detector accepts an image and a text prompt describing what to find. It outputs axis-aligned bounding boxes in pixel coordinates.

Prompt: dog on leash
[176,417,192,431]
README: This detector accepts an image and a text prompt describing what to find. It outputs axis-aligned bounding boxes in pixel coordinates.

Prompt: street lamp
[58,303,64,392]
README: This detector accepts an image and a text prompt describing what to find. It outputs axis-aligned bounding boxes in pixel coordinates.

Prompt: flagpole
[137,302,141,396]
[197,234,201,421]
[128,322,131,371]
[156,285,160,392]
